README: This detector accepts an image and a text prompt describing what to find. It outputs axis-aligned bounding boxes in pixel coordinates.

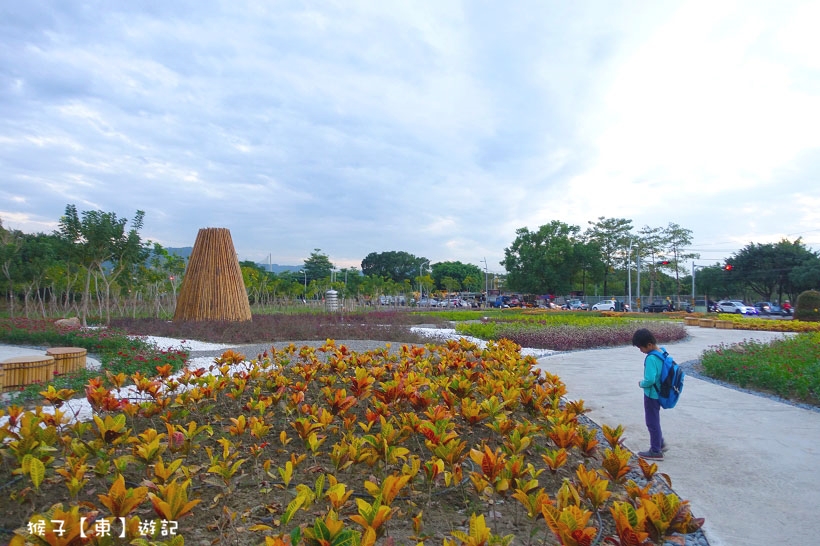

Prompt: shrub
[794,290,820,322]
[700,332,820,406]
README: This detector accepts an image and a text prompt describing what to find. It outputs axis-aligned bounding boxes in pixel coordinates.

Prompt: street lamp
[299,270,307,300]
[691,263,708,311]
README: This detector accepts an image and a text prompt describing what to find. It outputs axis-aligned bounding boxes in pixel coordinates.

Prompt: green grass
[700,332,820,406]
[455,316,687,351]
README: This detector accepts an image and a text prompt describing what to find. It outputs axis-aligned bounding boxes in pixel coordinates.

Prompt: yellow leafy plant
[363,473,412,505]
[541,447,569,474]
[98,473,149,518]
[542,504,597,546]
[640,493,705,545]
[349,497,394,539]
[445,513,514,546]
[147,478,201,521]
[574,463,611,511]
[601,446,632,484]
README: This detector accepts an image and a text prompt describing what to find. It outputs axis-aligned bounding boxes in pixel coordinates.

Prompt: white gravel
[1,329,551,429]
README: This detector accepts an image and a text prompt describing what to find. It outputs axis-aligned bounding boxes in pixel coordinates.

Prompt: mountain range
[166,247,301,274]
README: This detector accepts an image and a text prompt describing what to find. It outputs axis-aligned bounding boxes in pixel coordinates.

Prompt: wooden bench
[1,355,56,392]
[46,347,88,374]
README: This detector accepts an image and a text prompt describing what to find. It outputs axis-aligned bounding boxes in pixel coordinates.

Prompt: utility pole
[481,257,489,308]
[627,240,633,311]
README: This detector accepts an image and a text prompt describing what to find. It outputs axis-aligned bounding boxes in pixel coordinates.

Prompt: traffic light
[657,260,670,265]
[723,264,733,271]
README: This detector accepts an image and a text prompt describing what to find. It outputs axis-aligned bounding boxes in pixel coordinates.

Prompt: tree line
[0,207,486,323]
[502,217,820,305]
[4,207,818,323]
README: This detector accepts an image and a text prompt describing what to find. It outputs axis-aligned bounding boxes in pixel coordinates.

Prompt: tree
[303,249,334,283]
[661,223,699,304]
[501,221,583,295]
[776,239,820,301]
[361,251,428,283]
[729,239,819,301]
[694,263,739,302]
[17,232,63,318]
[57,204,148,325]
[337,268,363,300]
[790,261,820,296]
[0,218,23,317]
[585,217,633,296]
[636,225,665,301]
[430,261,483,292]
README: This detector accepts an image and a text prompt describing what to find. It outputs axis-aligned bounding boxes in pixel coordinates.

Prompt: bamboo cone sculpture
[173,228,252,322]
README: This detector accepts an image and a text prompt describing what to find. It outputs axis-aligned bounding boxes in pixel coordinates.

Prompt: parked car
[643,300,671,313]
[592,299,617,311]
[754,301,785,316]
[564,299,589,311]
[716,300,758,315]
[492,295,510,308]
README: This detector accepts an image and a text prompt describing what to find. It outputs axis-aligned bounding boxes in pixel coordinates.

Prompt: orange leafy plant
[98,473,149,518]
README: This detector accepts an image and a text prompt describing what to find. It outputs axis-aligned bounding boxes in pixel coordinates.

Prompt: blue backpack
[648,348,685,409]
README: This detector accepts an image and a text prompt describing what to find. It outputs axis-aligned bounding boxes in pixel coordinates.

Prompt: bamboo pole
[173,228,252,322]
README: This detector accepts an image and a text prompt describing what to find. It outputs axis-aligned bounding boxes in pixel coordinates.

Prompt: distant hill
[259,263,302,274]
[166,247,300,274]
[166,247,193,260]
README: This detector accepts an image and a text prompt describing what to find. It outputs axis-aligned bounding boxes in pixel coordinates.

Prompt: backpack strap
[646,349,667,394]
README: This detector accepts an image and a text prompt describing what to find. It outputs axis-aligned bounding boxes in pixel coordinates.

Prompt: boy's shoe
[638,450,664,461]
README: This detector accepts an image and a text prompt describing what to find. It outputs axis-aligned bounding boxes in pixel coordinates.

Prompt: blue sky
[2,1,819,273]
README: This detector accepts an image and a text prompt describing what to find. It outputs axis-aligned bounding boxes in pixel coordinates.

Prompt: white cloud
[0,1,818,269]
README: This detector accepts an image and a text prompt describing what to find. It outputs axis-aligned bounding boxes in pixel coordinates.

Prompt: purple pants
[643,395,663,452]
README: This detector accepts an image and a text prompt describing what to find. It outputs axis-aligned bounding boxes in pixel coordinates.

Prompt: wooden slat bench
[1,355,56,392]
[46,347,88,375]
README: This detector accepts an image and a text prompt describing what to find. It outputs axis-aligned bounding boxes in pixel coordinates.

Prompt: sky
[2,1,819,274]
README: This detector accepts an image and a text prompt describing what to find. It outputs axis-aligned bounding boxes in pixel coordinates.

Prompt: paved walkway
[536,326,820,546]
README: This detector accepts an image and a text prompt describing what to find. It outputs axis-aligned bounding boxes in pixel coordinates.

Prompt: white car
[592,299,617,311]
[716,300,757,315]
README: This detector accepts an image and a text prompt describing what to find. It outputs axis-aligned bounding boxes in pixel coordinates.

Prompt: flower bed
[0,339,703,545]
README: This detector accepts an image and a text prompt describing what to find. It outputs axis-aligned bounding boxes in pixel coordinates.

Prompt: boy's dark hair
[632,328,657,348]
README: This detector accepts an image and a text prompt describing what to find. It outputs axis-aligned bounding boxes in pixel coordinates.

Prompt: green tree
[790,261,820,296]
[662,223,699,305]
[636,225,665,301]
[695,263,739,302]
[17,232,63,318]
[337,268,363,300]
[430,261,483,292]
[462,274,481,292]
[361,251,428,283]
[585,217,633,296]
[729,239,819,301]
[57,205,148,325]
[502,221,583,295]
[0,218,23,317]
[303,249,334,284]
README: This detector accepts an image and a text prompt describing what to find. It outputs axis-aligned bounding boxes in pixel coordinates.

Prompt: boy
[631,328,668,460]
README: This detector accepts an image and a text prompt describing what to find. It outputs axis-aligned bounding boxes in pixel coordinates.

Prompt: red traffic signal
[723,264,733,271]
[657,260,670,265]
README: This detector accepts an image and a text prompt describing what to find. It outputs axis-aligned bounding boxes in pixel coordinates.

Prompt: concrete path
[536,326,820,546]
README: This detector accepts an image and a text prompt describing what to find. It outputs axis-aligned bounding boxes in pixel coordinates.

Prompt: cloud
[1,1,818,272]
